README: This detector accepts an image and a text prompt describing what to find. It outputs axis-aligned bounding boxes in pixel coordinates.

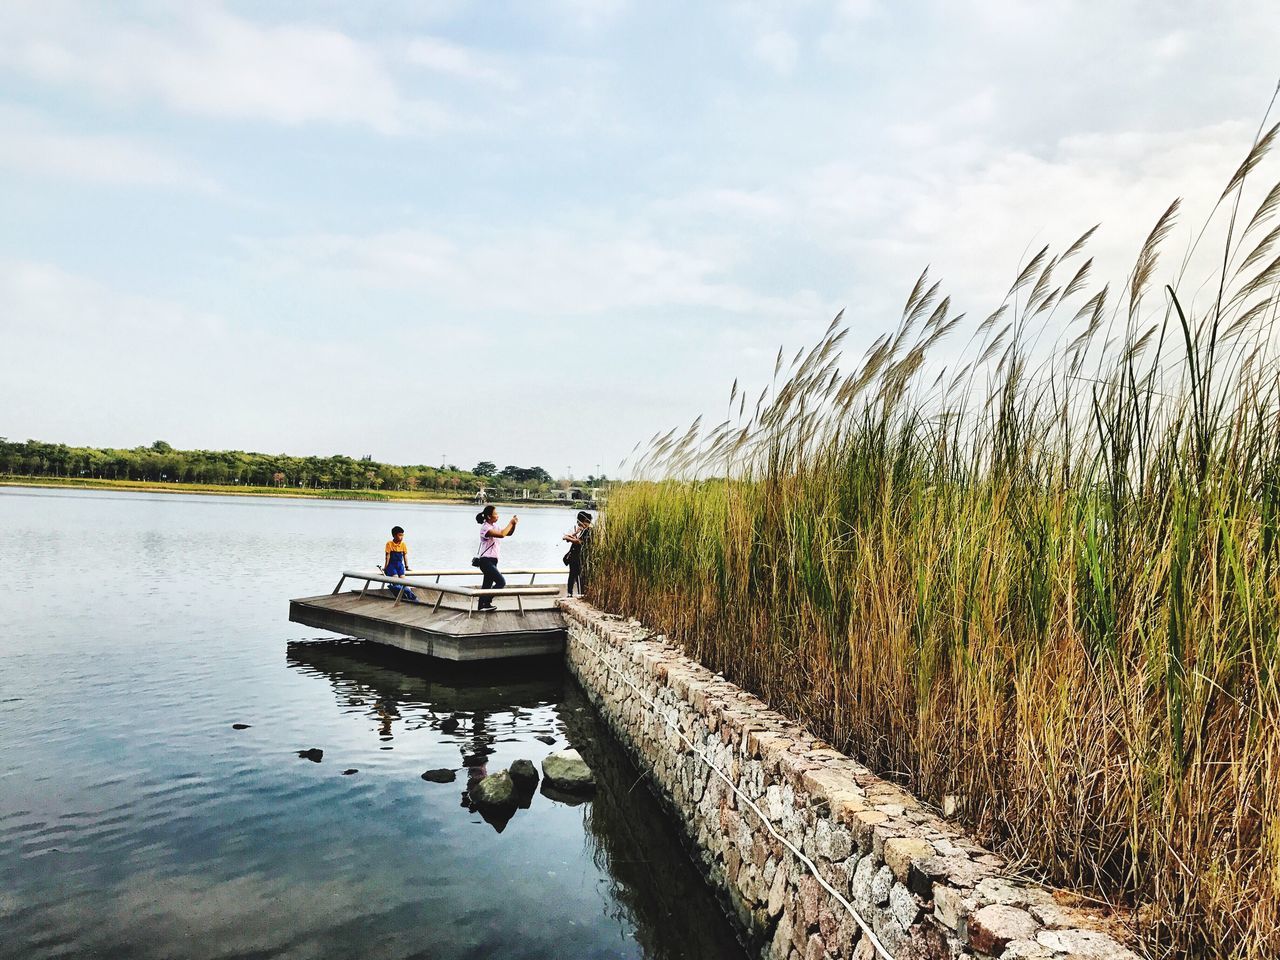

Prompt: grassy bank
[591,125,1280,957]
[0,475,469,503]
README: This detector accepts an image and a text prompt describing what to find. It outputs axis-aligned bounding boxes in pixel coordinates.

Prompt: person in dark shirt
[562,511,593,597]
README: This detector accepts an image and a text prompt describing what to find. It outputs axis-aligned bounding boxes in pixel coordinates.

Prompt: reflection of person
[562,511,593,597]
[383,525,417,602]
[474,505,518,612]
[461,710,494,808]
[375,699,400,740]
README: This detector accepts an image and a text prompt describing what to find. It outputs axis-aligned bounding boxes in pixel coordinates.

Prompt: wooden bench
[333,569,565,617]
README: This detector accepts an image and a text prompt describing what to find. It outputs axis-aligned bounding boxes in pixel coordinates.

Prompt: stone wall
[562,600,1139,960]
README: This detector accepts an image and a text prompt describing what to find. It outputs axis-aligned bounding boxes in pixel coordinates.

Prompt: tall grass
[590,114,1280,958]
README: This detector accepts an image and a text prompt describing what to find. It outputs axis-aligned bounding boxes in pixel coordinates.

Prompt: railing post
[332,575,346,595]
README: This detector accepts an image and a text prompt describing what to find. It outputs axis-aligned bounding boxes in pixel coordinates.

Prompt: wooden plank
[288,590,567,662]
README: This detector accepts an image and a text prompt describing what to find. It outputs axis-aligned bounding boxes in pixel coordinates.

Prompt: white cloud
[405,36,517,89]
[0,1,436,132]
[0,107,219,191]
[752,30,800,75]
[549,0,630,32]
[242,222,825,321]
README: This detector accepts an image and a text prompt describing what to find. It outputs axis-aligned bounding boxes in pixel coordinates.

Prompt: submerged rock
[509,759,539,791]
[421,768,457,783]
[297,748,323,763]
[440,717,460,733]
[342,768,358,776]
[541,749,595,793]
[535,735,556,745]
[231,723,251,730]
[540,782,590,806]
[471,771,518,812]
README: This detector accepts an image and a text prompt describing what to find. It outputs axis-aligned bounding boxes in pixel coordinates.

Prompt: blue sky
[1,1,1277,476]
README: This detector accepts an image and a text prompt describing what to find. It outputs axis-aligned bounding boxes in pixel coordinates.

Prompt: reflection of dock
[289,568,568,662]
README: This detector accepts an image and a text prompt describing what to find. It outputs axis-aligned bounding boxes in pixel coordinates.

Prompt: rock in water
[440,717,460,733]
[508,759,539,791]
[421,768,457,783]
[541,749,595,793]
[297,748,323,763]
[471,771,517,812]
[535,735,556,745]
[231,723,251,730]
[342,769,358,776]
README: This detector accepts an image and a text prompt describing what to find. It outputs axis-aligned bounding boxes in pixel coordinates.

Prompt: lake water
[0,488,746,960]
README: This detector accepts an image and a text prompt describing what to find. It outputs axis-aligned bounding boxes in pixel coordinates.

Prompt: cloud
[405,36,517,89]
[752,30,799,75]
[549,0,630,31]
[0,106,219,191]
[241,222,825,321]
[0,1,438,132]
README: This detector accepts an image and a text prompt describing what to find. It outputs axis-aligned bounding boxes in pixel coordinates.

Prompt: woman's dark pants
[476,557,505,609]
[567,558,584,596]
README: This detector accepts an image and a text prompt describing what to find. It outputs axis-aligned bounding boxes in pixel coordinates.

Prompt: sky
[1,1,1277,477]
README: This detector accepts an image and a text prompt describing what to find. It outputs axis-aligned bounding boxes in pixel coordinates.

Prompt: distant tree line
[0,438,601,496]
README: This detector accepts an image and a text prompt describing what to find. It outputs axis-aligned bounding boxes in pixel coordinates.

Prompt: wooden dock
[289,569,569,662]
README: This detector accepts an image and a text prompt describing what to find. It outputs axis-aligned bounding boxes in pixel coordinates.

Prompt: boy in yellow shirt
[383,526,417,601]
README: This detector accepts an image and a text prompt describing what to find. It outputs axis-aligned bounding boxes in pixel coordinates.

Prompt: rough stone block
[817,904,840,944]
[883,837,935,883]
[771,909,795,959]
[1030,901,1096,930]
[767,861,789,917]
[889,883,921,931]
[870,865,894,905]
[847,809,889,852]
[797,874,823,932]
[932,883,973,931]
[850,856,876,907]
[975,876,1053,909]
[1002,939,1055,960]
[815,817,854,861]
[804,933,829,960]
[1035,928,1139,959]
[965,904,1039,955]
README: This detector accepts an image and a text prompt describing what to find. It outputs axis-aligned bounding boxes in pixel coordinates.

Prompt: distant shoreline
[0,477,587,510]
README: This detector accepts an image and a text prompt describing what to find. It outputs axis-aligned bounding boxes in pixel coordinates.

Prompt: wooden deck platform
[289,587,567,661]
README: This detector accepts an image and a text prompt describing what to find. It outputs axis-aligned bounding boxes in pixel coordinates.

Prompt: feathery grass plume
[1010,244,1050,296]
[1025,255,1060,315]
[1063,223,1101,260]
[1243,180,1280,235]
[1238,222,1280,275]
[600,116,1280,958]
[1064,258,1093,300]
[1130,199,1182,323]
[1220,122,1279,201]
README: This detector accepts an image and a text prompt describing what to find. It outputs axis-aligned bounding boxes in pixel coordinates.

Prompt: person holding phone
[474,505,517,611]
[562,511,593,597]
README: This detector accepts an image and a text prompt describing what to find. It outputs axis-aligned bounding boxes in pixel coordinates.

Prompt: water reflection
[0,490,745,960]
[286,640,746,959]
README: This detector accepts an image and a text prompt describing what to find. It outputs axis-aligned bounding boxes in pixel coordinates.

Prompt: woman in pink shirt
[474,505,518,611]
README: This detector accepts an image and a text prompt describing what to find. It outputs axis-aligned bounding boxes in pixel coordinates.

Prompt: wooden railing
[332,568,569,618]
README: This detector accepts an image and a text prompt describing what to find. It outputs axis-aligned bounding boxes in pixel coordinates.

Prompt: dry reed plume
[590,104,1280,958]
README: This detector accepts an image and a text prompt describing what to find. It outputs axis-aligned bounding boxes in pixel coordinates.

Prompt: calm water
[0,488,745,960]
